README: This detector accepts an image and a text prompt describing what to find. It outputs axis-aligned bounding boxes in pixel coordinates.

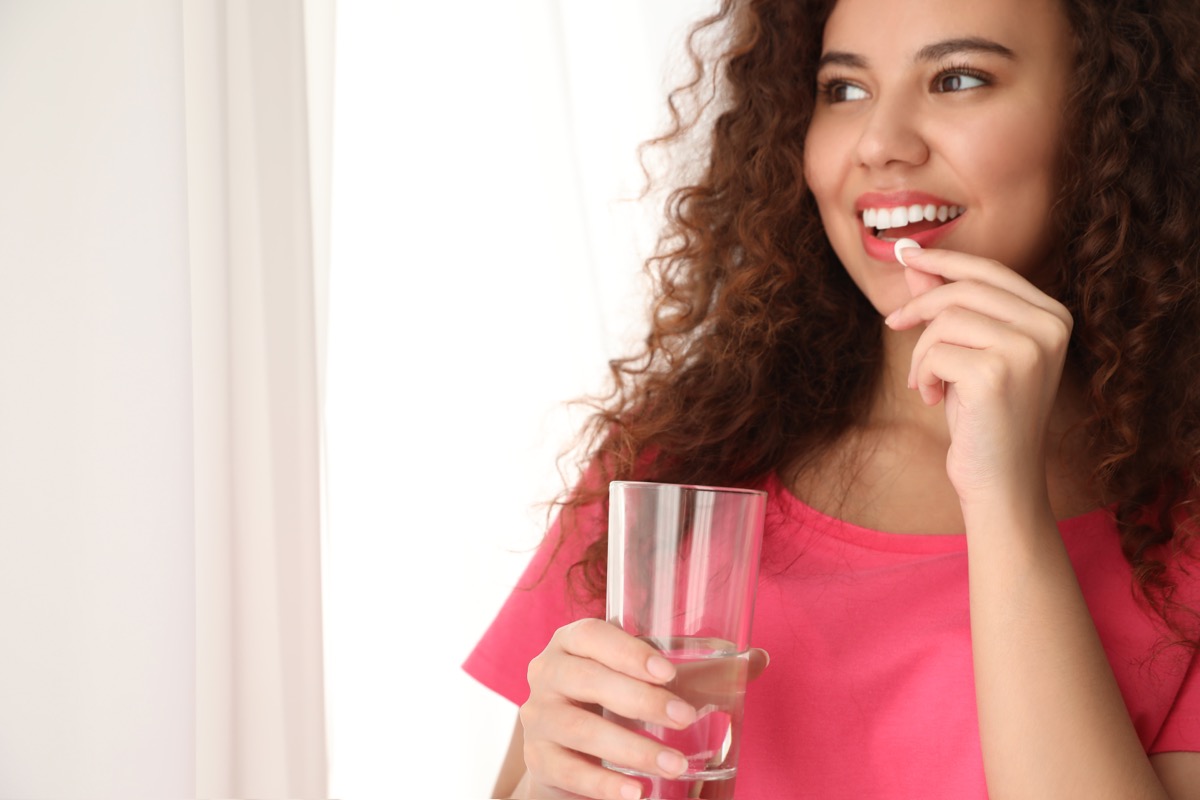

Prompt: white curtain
[0,1,332,797]
[185,0,332,797]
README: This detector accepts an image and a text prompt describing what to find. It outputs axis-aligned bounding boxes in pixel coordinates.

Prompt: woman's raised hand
[519,618,699,800]
[883,244,1074,510]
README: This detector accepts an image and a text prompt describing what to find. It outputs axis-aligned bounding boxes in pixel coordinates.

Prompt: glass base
[603,762,736,799]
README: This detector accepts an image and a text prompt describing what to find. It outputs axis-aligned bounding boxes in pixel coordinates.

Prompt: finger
[524,739,650,800]
[887,283,1072,371]
[896,247,1070,322]
[894,238,943,299]
[887,281,1032,331]
[553,619,678,685]
[907,309,1012,402]
[548,654,697,729]
[912,341,1010,407]
[529,703,689,782]
[904,263,946,300]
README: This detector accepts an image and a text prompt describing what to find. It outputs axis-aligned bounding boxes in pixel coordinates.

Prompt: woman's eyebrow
[916,37,1016,62]
[816,51,868,70]
[817,37,1016,71]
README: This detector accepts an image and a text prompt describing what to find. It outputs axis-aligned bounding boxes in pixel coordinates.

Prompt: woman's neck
[787,325,1095,534]
[868,325,953,439]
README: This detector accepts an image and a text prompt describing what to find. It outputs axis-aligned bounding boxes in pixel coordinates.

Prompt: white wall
[326,1,717,796]
[0,2,194,797]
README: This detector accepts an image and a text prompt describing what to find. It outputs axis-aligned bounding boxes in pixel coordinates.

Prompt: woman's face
[803,0,1075,315]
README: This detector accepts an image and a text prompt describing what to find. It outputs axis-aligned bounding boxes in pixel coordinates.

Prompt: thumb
[895,238,945,299]
[905,263,945,299]
[748,647,770,682]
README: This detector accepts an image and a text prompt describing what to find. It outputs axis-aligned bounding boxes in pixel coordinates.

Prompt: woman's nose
[854,95,930,170]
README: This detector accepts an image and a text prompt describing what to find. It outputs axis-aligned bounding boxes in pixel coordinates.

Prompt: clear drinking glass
[602,481,767,800]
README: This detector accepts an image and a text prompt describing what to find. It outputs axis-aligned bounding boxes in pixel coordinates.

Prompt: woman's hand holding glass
[520,618,768,799]
[519,618,698,800]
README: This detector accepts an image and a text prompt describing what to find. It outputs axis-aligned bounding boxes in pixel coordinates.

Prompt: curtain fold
[184,1,332,797]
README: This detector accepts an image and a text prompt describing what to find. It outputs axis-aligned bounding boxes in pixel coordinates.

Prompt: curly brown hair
[552,0,1200,639]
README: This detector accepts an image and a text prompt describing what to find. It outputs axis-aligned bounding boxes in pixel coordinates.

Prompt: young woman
[465,0,1200,796]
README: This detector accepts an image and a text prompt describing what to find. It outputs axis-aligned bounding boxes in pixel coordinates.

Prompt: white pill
[893,238,921,267]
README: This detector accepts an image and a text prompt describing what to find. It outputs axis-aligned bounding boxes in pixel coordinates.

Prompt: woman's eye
[827,82,869,103]
[935,72,987,93]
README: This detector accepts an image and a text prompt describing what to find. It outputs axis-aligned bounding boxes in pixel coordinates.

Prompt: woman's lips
[860,213,964,262]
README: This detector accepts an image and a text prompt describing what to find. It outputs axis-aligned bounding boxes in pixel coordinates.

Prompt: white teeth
[861,204,965,231]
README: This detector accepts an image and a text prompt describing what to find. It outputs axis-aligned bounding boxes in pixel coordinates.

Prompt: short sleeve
[462,498,606,706]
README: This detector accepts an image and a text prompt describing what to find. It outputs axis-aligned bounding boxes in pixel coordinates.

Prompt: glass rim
[609,480,767,498]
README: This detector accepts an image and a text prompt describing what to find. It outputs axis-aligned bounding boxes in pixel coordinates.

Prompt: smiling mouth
[862,203,966,240]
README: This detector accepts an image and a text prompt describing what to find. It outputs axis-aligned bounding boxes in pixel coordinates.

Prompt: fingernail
[657,750,688,776]
[884,309,900,328]
[647,655,675,681]
[666,699,696,726]
[894,237,921,267]
[620,783,642,800]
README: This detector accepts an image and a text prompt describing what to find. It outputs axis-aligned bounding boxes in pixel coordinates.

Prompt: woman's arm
[493,715,527,799]
[963,499,1172,798]
[889,244,1195,797]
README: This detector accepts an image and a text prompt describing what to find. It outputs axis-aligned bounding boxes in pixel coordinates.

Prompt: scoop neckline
[767,472,1115,554]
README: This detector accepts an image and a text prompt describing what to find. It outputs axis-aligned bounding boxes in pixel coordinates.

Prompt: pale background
[0,1,717,797]
[325,1,718,797]
[1,2,332,796]
[0,4,194,795]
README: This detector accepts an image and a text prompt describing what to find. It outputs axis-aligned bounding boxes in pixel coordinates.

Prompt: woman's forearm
[964,499,1169,799]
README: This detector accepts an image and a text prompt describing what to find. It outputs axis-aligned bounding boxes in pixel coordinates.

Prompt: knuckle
[1050,310,1073,340]
[527,652,549,688]
[979,354,1009,389]
[1048,299,1073,326]
[1012,336,1043,369]
[552,620,579,644]
[519,699,544,732]
[561,617,603,645]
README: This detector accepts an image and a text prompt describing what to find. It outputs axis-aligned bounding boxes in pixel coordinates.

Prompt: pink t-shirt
[463,474,1200,798]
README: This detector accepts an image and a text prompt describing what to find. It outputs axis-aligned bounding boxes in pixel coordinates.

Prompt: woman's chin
[862,287,914,320]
